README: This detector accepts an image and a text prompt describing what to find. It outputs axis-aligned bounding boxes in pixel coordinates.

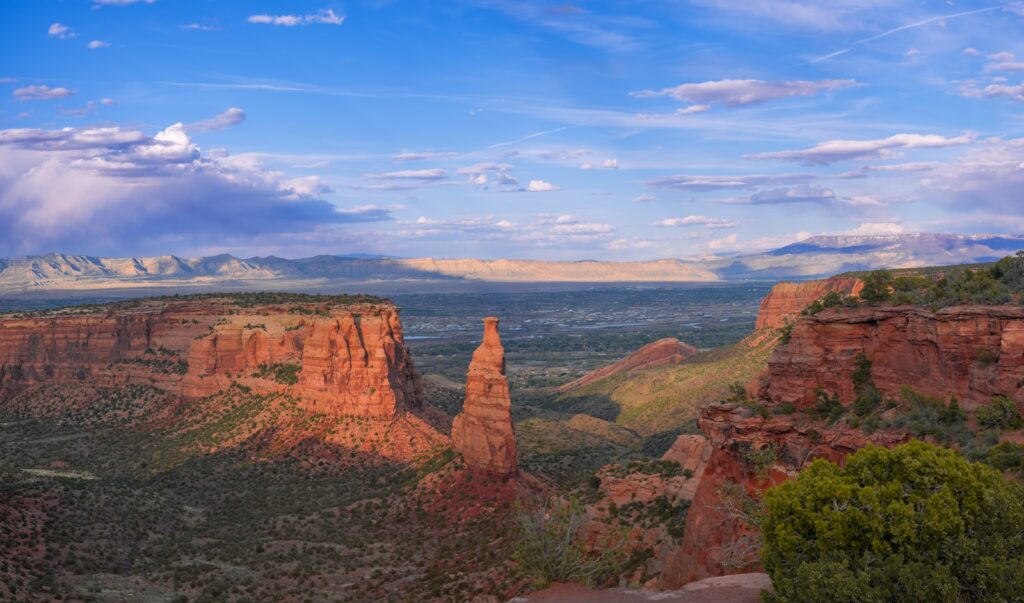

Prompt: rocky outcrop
[754,277,862,330]
[0,297,424,418]
[660,403,908,587]
[557,338,699,393]
[761,305,1024,410]
[451,317,518,475]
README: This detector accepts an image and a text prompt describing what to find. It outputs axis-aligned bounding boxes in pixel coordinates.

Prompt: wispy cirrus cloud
[646,172,813,191]
[746,133,976,164]
[393,151,460,161]
[248,9,345,27]
[630,78,857,108]
[365,168,447,181]
[13,85,75,100]
[719,184,838,205]
[653,215,737,228]
[184,107,246,133]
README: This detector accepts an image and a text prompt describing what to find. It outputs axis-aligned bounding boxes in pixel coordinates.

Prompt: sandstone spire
[451,317,518,475]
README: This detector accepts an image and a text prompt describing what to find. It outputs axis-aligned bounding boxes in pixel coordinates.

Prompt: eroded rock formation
[451,317,518,475]
[761,304,1024,410]
[557,338,699,393]
[754,277,863,330]
[660,402,909,587]
[0,297,423,418]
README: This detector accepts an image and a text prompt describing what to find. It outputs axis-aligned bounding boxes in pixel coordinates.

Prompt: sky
[1,0,1023,260]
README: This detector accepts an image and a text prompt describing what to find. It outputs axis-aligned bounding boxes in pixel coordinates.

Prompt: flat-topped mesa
[754,276,863,330]
[451,317,518,476]
[0,295,423,419]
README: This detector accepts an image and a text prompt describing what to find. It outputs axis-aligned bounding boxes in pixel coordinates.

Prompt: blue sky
[1,0,1023,260]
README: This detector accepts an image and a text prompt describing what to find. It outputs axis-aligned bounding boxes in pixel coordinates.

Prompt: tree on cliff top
[761,441,1024,603]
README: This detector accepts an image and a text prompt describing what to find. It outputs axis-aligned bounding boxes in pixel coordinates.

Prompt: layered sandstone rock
[451,317,518,475]
[557,338,699,393]
[660,402,908,587]
[761,304,1024,410]
[0,297,423,418]
[754,277,863,330]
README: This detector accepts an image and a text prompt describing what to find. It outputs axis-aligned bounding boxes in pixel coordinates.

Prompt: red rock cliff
[754,277,863,330]
[556,338,699,393]
[0,298,423,419]
[451,317,518,476]
[761,305,1024,410]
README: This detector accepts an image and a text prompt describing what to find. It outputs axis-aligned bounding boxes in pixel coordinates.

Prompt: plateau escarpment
[0,294,446,461]
[761,305,1024,410]
[753,276,862,330]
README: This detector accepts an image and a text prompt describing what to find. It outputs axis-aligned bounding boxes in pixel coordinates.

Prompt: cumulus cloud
[48,23,77,39]
[747,133,976,165]
[646,172,811,191]
[720,184,838,205]
[601,159,619,169]
[630,78,856,108]
[13,85,75,101]
[920,137,1024,213]
[653,215,737,228]
[184,108,247,133]
[983,51,1024,72]
[248,9,345,27]
[88,40,111,49]
[845,222,906,235]
[0,122,379,255]
[525,179,560,192]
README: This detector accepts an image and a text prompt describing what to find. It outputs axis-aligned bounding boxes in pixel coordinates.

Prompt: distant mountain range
[1,234,1022,295]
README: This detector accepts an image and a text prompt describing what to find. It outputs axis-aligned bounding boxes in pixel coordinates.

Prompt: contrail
[808,5,1005,64]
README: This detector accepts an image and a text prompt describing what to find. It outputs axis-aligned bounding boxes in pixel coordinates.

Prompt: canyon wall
[0,298,423,418]
[754,277,863,330]
[761,305,1024,410]
[451,317,518,476]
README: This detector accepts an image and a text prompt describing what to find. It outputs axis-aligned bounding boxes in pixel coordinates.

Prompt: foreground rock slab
[509,573,771,603]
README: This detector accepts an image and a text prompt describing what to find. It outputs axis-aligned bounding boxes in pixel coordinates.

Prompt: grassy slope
[550,331,779,435]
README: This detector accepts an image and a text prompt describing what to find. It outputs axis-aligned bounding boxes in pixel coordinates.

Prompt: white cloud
[88,40,111,49]
[393,151,459,161]
[365,168,447,181]
[632,194,655,203]
[606,238,654,250]
[13,85,75,101]
[526,179,560,192]
[631,78,857,107]
[647,172,812,191]
[601,158,619,169]
[707,233,739,250]
[0,121,377,255]
[720,184,838,205]
[580,162,594,170]
[456,162,513,175]
[48,23,77,39]
[184,107,247,133]
[676,104,710,115]
[747,133,976,164]
[688,0,897,32]
[101,98,117,106]
[653,215,737,228]
[248,9,345,27]
[550,222,613,235]
[181,23,222,31]
[920,137,1024,213]
[845,222,906,235]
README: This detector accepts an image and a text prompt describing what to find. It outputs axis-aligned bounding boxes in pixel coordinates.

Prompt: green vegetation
[834,252,1024,310]
[251,362,302,385]
[511,498,625,588]
[762,441,1024,603]
[975,395,1023,430]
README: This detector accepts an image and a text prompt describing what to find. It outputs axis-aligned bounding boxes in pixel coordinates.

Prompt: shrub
[762,441,1024,603]
[975,395,1023,430]
[983,441,1024,474]
[511,498,624,588]
[859,270,893,303]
